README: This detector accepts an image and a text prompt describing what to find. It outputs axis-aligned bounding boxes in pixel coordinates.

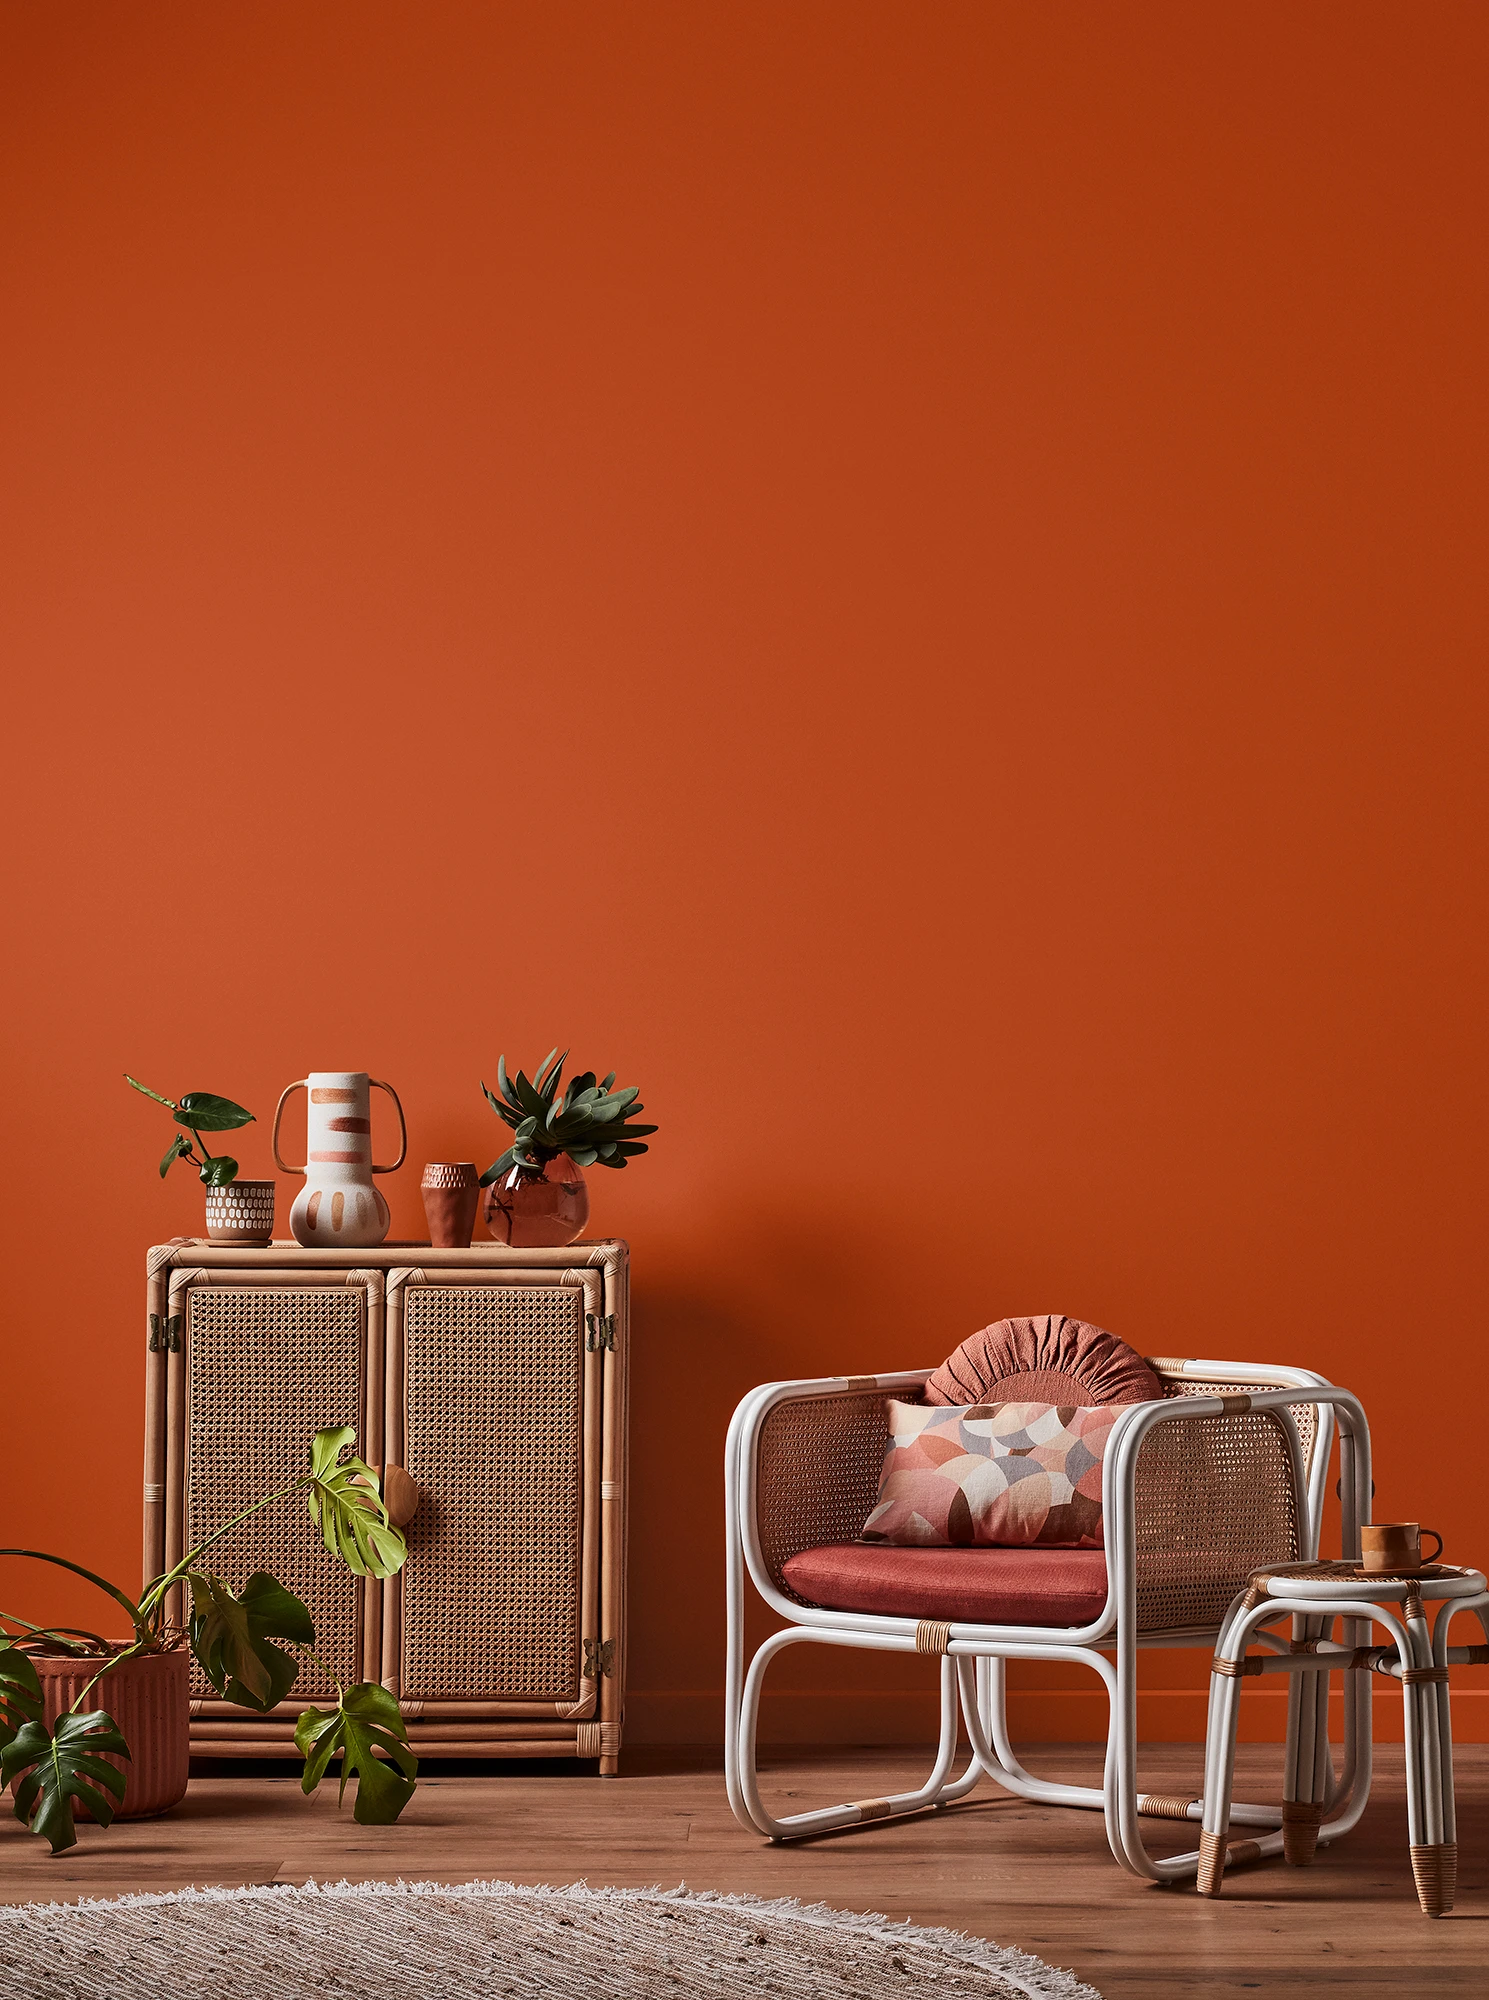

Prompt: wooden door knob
[382,1464,420,1528]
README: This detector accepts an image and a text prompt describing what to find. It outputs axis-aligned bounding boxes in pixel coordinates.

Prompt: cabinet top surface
[147,1238,628,1274]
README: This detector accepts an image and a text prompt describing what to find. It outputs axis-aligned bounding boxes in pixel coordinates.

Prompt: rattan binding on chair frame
[1410,1843,1457,1919]
[1282,1797,1326,1864]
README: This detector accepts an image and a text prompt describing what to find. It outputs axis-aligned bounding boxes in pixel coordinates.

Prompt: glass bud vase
[482,1153,590,1247]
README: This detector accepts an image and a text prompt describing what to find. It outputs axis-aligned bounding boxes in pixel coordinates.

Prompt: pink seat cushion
[782,1541,1109,1626]
[924,1313,1160,1409]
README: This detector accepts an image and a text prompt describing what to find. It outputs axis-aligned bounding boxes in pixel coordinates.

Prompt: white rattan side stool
[1198,1559,1489,1916]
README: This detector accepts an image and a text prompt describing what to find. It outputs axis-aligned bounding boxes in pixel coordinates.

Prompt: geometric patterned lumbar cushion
[860,1399,1119,1549]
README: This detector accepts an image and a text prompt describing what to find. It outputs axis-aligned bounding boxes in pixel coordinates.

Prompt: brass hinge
[583,1638,616,1679]
[585,1313,617,1352]
[148,1313,182,1353]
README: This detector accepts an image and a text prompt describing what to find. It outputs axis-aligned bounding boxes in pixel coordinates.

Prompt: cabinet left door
[148,1265,385,1748]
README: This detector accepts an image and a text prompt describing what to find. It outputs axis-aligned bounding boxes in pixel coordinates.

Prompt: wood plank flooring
[1,1744,1483,1997]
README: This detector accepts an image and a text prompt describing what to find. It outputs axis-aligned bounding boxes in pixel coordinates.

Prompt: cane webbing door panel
[385,1272,601,1709]
[171,1275,375,1699]
[145,1241,627,1766]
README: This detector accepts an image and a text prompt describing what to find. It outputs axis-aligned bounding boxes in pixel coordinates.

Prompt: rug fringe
[0,1876,1100,2000]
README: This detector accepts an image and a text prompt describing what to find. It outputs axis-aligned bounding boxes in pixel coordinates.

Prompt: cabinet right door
[383,1269,603,1718]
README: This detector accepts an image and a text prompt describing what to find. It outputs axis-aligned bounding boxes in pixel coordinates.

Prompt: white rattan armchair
[725,1356,1373,1885]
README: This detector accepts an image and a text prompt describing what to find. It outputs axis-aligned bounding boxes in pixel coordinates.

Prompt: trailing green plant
[124,1075,255,1187]
[0,1427,416,1853]
[479,1049,657,1188]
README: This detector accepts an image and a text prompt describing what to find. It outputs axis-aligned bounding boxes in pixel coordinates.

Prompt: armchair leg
[732,1630,972,1842]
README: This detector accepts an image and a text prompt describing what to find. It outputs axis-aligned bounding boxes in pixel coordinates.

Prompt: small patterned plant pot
[204,1177,276,1245]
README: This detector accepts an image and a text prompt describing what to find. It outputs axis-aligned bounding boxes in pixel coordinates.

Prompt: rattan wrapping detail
[1410,1843,1457,1917]
[1132,1380,1306,1634]
[1139,1794,1199,1821]
[400,1285,584,1701]
[755,1391,891,1601]
[185,1286,366,1699]
[1282,1797,1325,1864]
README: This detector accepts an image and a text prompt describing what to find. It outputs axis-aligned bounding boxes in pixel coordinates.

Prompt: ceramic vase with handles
[272,1071,406,1247]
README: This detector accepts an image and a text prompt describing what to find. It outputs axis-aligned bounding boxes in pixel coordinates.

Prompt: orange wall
[2,3,1486,1746]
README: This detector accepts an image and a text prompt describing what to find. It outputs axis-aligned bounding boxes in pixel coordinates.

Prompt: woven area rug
[0,1878,1102,1999]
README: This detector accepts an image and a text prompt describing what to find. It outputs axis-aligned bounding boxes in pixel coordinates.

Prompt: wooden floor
[1,1744,1484,1997]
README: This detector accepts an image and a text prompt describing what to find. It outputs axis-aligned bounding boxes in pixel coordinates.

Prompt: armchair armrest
[728,1372,928,1605]
[1104,1385,1369,1638]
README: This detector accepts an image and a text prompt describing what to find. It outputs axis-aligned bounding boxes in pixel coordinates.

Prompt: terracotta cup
[421,1161,480,1248]
[1361,1522,1444,1574]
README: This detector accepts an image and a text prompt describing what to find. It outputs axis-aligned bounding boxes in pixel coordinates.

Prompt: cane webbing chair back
[399,1283,586,1701]
[756,1389,888,1603]
[185,1284,366,1698]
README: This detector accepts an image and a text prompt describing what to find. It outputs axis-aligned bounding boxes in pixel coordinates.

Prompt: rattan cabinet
[143,1239,628,1771]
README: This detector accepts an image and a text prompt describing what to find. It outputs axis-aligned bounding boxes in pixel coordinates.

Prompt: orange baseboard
[625,1687,1489,1746]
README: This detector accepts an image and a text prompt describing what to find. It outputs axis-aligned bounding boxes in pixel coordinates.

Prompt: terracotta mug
[1361,1522,1443,1574]
[421,1162,480,1248]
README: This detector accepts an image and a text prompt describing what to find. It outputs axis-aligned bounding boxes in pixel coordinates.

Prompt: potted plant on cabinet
[479,1049,657,1246]
[124,1073,277,1243]
[0,1428,416,1853]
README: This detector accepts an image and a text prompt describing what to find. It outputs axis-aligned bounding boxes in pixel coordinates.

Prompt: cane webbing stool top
[1200,1556,1489,1916]
[1244,1559,1486,1604]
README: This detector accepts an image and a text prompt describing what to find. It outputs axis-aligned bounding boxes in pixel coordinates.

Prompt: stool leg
[1283,1613,1330,1864]
[1396,1591,1451,1917]
[1198,1661,1245,1897]
[1407,1593,1456,1918]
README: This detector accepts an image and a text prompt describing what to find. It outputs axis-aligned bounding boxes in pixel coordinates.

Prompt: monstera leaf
[2,1710,129,1854]
[295,1682,417,1825]
[0,1644,42,1756]
[188,1570,313,1712]
[305,1428,407,1579]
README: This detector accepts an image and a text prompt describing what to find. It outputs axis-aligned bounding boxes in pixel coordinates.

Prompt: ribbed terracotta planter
[33,1648,190,1820]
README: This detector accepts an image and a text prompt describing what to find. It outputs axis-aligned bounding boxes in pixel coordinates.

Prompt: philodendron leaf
[159,1133,194,1178]
[125,1075,177,1108]
[198,1155,239,1187]
[294,1680,417,1825]
[2,1710,129,1853]
[0,1644,42,1756]
[173,1093,255,1132]
[306,1429,408,1579]
[189,1570,313,1712]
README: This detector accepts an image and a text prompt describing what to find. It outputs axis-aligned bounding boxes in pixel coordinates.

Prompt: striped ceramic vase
[272,1070,406,1247]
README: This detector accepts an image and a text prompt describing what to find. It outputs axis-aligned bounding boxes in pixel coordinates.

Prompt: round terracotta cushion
[923,1312,1160,1408]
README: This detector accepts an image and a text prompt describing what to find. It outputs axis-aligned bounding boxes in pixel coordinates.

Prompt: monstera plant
[124,1074,255,1187]
[0,1428,416,1853]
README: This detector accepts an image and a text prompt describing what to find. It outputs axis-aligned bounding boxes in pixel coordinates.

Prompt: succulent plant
[479,1049,657,1187]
